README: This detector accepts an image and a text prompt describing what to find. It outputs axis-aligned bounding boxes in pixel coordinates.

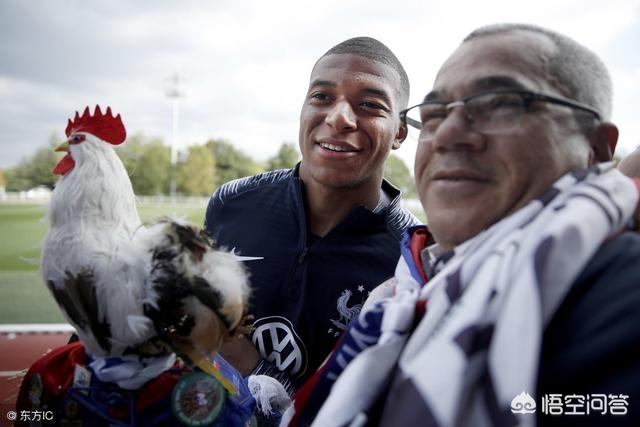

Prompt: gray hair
[315,36,410,107]
[464,23,613,120]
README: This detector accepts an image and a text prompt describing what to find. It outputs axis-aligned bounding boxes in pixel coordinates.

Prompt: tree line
[1,133,416,198]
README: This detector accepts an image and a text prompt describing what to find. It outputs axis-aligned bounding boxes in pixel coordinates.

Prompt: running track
[0,325,73,427]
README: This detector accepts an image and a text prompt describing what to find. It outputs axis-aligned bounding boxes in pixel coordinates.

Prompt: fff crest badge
[172,371,225,426]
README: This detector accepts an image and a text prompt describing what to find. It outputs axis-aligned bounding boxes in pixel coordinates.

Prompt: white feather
[248,375,292,415]
[41,134,154,356]
[42,131,251,361]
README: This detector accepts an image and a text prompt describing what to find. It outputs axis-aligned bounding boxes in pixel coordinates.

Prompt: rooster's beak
[54,141,70,153]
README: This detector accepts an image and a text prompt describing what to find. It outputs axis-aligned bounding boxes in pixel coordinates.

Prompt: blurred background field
[0,197,424,324]
[0,200,208,324]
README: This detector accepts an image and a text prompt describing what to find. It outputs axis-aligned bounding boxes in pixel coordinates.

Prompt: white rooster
[41,106,250,388]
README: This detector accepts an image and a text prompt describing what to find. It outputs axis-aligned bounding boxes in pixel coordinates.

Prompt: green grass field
[0,199,424,324]
[0,201,207,324]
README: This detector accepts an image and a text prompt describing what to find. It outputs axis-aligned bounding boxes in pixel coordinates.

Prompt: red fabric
[288,331,351,427]
[410,227,430,283]
[415,299,427,318]
[135,366,182,411]
[15,341,186,425]
[15,342,87,425]
[288,367,322,426]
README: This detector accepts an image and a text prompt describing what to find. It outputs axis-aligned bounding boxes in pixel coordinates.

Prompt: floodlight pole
[165,73,184,200]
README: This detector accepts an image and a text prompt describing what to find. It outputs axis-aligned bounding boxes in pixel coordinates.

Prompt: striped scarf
[288,163,639,427]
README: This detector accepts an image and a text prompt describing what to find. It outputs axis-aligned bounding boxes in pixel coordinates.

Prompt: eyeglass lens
[405,93,527,140]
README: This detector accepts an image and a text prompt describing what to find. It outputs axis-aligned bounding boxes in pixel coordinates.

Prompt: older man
[292,24,640,427]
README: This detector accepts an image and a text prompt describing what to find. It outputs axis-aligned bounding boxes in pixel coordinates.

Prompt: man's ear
[590,122,618,162]
[392,122,408,150]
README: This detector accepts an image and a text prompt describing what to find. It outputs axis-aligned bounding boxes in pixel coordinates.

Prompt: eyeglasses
[400,90,601,141]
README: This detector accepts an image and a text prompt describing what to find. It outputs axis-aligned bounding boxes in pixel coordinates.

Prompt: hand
[218,335,261,376]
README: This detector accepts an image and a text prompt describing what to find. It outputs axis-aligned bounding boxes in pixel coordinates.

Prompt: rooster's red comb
[65,105,126,145]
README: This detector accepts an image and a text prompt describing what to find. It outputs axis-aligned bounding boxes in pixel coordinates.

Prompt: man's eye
[482,94,522,111]
[310,93,332,102]
[421,106,447,122]
[361,101,385,110]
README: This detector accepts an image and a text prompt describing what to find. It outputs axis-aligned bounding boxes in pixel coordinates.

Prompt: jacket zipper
[298,246,309,264]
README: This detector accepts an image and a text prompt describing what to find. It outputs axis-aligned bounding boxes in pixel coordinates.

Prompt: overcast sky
[1,0,639,170]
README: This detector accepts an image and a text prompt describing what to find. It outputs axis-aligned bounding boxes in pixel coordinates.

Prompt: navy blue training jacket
[204,165,418,387]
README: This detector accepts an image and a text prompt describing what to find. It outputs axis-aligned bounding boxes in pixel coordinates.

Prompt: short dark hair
[464,23,612,120]
[316,36,410,107]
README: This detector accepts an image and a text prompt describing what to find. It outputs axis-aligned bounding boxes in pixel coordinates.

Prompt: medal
[172,371,225,425]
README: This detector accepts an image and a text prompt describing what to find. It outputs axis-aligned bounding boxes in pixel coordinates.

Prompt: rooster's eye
[69,134,86,144]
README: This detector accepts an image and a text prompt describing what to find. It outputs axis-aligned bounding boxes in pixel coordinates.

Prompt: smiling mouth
[436,177,480,181]
[319,142,358,152]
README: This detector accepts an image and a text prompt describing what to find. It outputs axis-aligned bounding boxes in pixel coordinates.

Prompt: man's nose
[325,100,357,131]
[430,107,485,151]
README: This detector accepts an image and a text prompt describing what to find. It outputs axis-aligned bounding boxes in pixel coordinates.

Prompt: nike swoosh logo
[231,247,264,261]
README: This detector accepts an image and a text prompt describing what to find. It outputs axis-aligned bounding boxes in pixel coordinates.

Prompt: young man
[293,24,640,427]
[204,37,418,392]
